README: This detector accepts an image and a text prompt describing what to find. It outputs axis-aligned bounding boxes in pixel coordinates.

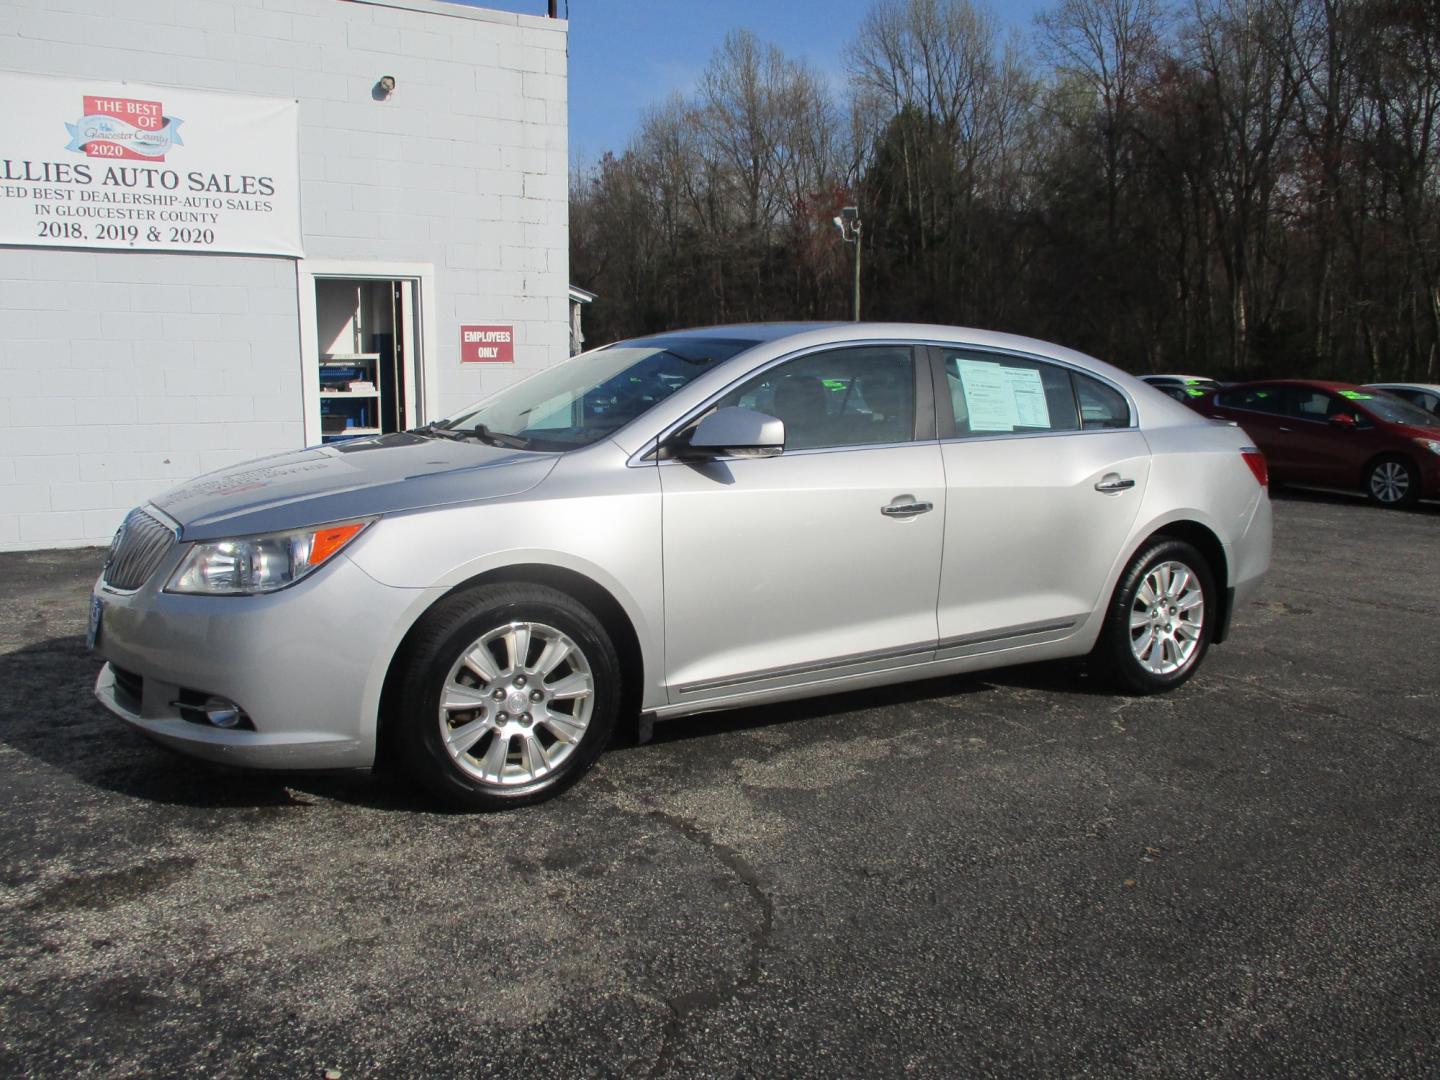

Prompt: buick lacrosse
[91,323,1271,809]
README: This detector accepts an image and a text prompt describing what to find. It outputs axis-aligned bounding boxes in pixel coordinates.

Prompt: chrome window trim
[628,336,1135,467]
[652,437,937,468]
[935,427,1138,448]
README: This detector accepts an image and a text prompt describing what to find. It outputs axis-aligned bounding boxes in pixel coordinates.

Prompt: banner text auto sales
[0,159,275,206]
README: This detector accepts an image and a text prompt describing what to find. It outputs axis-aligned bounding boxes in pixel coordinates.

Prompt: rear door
[1211,385,1296,475]
[931,347,1150,653]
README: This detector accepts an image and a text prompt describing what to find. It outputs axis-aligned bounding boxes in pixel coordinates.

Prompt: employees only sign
[0,72,302,257]
[461,325,514,363]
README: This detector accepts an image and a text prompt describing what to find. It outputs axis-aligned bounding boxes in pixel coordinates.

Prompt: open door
[312,277,422,443]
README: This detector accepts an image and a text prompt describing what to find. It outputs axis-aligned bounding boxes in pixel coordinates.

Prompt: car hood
[152,432,560,541]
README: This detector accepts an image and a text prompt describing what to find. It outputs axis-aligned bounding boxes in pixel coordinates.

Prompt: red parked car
[1202,380,1440,507]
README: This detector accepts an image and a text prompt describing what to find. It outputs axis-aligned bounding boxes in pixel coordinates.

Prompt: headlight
[166,518,375,595]
[1416,439,1440,456]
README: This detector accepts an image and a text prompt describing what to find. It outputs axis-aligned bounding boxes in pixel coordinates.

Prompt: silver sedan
[90,323,1272,809]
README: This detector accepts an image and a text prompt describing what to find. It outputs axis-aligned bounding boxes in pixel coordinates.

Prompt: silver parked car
[1361,382,1440,419]
[91,323,1272,809]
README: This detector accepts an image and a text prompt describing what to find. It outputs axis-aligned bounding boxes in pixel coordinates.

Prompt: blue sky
[458,1,1052,164]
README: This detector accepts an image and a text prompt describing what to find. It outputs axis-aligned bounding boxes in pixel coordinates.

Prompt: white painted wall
[0,0,569,550]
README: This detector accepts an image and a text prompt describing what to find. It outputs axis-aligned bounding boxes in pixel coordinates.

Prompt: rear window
[1074,372,1131,429]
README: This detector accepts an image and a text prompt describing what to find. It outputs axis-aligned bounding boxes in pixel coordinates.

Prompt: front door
[659,345,946,700]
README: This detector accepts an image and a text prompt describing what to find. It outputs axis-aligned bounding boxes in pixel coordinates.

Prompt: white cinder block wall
[0,0,569,551]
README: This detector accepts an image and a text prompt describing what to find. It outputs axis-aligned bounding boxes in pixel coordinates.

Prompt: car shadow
[0,635,419,812]
[636,656,1104,749]
[1269,485,1440,515]
[1,633,1105,810]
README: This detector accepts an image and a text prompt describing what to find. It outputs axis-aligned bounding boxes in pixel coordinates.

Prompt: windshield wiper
[412,421,464,441]
[413,420,532,449]
[465,423,531,450]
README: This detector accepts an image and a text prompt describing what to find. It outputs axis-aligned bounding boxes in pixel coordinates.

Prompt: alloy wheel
[1128,560,1205,676]
[436,620,594,786]
[1369,461,1410,504]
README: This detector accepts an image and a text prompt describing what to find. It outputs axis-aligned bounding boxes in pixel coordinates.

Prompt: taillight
[1241,447,1268,488]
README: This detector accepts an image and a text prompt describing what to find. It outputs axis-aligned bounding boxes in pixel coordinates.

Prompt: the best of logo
[64,94,184,161]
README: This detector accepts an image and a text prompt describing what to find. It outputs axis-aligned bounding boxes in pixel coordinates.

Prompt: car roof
[630,322,846,345]
[1226,378,1364,392]
[1363,381,1440,393]
[626,322,1122,370]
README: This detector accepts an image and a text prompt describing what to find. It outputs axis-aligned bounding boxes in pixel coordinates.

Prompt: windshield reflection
[431,335,759,450]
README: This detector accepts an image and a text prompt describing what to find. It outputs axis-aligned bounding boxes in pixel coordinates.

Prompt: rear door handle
[1094,475,1136,494]
[882,496,933,518]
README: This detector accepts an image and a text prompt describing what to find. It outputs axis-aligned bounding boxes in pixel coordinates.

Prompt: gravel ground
[1,490,1438,1079]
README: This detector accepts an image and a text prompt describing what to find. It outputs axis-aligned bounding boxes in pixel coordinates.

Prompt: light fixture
[833,206,862,321]
[375,75,396,98]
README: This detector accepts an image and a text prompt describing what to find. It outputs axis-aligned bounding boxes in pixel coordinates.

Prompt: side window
[714,346,915,451]
[1217,386,1286,415]
[1291,389,1334,421]
[942,351,1079,436]
[1073,372,1131,429]
[1391,388,1438,416]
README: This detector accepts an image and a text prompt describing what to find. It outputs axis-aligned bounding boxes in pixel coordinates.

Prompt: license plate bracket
[86,595,104,651]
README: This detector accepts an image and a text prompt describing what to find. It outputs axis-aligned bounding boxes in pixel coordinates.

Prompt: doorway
[296,261,438,447]
[312,277,416,442]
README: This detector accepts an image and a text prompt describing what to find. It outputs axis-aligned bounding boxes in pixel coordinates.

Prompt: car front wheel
[1096,538,1215,694]
[1366,456,1419,508]
[394,584,620,810]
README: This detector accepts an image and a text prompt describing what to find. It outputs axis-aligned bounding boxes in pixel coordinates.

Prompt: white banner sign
[0,72,302,257]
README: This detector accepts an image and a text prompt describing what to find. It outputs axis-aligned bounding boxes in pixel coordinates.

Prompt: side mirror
[684,407,785,457]
[1328,413,1357,428]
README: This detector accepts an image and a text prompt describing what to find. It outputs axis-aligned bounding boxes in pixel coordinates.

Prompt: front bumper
[91,550,435,771]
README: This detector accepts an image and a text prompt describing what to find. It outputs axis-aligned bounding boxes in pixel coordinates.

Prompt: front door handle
[1277,426,1294,433]
[1094,475,1136,494]
[882,496,934,518]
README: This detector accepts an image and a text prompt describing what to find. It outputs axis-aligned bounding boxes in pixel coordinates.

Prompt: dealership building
[0,0,571,551]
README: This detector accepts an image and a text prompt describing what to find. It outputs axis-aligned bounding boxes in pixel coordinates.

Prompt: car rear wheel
[1095,538,1215,694]
[394,583,619,810]
[1365,456,1418,508]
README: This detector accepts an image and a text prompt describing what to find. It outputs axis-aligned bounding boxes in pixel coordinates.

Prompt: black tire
[1365,456,1419,508]
[394,583,620,811]
[1094,538,1216,695]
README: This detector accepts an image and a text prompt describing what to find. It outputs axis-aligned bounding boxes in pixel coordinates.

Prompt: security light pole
[833,206,862,321]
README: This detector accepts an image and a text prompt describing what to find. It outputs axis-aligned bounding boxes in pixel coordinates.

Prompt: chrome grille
[103,508,177,591]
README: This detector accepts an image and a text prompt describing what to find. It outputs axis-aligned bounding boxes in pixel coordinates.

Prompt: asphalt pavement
[1,491,1438,1078]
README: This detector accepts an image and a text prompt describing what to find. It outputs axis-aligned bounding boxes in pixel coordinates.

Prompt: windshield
[1349,389,1440,429]
[436,335,759,450]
